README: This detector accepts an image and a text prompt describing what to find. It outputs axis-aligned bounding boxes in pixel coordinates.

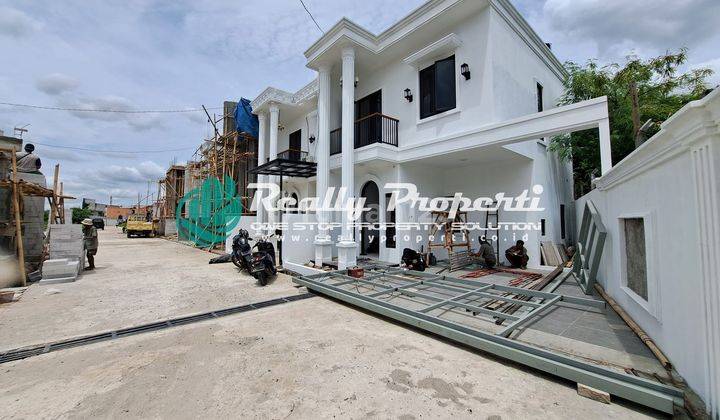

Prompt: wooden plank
[577,383,611,404]
[557,244,569,263]
[10,152,26,285]
[541,241,562,266]
[539,243,549,265]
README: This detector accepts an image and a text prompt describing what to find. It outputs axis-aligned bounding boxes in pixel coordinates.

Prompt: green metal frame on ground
[293,267,683,414]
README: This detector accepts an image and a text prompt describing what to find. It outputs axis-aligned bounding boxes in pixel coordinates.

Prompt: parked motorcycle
[231,229,277,286]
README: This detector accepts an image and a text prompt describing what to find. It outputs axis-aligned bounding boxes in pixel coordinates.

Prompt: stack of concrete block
[39,258,81,284]
[40,224,85,284]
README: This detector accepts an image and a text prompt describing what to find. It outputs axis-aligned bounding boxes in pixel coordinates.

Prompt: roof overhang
[251,79,318,114]
[304,0,567,80]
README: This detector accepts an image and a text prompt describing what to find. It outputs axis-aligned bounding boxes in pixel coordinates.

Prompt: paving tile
[526,315,573,335]
[561,325,654,357]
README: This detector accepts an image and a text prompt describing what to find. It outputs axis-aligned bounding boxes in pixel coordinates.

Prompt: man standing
[81,218,98,270]
[505,240,529,269]
[16,143,42,173]
[476,238,497,268]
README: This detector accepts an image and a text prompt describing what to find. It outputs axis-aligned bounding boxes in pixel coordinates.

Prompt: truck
[125,214,157,238]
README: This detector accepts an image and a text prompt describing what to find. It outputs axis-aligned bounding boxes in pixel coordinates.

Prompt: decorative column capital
[257,112,267,122]
[341,46,355,60]
[318,64,332,74]
[269,103,279,114]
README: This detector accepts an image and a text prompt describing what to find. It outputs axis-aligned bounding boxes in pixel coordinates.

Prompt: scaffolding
[161,102,258,248]
[426,210,472,265]
[0,148,73,284]
[185,109,258,215]
[157,165,186,219]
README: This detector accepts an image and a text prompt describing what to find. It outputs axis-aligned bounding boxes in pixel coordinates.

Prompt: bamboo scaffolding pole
[51,164,59,224]
[10,151,26,285]
[594,283,672,369]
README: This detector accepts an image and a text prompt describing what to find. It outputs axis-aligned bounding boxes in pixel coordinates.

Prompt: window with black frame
[419,55,456,119]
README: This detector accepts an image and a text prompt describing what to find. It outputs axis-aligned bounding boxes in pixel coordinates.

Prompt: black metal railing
[277,148,308,161]
[330,113,399,155]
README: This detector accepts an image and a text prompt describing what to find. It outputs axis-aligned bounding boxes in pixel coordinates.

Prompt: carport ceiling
[408,145,529,168]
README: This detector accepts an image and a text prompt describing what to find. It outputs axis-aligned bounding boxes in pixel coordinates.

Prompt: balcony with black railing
[277,148,309,161]
[330,113,399,155]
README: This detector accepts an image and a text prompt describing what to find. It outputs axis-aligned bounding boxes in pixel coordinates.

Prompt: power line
[0,101,223,113]
[299,0,324,34]
[29,141,194,154]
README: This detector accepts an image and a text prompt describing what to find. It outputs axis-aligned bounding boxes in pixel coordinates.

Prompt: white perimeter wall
[576,91,720,414]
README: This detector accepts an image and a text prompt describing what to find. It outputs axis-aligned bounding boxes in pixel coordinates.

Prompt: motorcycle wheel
[257,271,268,286]
[231,254,243,269]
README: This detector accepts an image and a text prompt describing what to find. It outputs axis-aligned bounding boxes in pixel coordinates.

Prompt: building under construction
[158,100,258,242]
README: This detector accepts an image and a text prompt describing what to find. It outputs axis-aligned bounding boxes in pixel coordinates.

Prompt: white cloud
[97,160,165,183]
[544,0,719,49]
[38,147,83,162]
[0,6,41,38]
[35,73,80,95]
[538,0,720,60]
[2,0,717,205]
[59,95,164,132]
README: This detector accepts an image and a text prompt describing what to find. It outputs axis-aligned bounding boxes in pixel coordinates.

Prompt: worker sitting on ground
[16,143,42,173]
[476,238,497,268]
[81,218,98,270]
[505,240,529,269]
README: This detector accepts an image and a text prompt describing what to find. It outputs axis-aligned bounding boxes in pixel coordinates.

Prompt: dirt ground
[0,229,664,419]
[0,229,299,350]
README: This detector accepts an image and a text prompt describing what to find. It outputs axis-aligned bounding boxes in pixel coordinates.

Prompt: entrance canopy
[248,158,317,178]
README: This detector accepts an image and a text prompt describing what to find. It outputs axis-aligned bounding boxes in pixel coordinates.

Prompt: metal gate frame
[574,200,608,294]
[293,268,683,414]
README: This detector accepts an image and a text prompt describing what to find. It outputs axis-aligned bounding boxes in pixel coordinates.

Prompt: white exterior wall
[276,110,318,158]
[577,91,720,416]
[277,1,573,269]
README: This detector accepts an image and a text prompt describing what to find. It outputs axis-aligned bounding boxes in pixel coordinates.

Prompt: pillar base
[314,237,333,268]
[336,241,357,270]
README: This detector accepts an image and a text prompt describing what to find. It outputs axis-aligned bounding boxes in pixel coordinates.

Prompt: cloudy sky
[1,0,718,206]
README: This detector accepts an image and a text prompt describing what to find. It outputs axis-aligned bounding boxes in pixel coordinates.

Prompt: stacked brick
[40,224,85,284]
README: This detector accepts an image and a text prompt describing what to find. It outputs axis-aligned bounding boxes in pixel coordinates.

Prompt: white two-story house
[247,0,613,270]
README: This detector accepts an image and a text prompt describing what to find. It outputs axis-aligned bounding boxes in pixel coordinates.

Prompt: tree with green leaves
[550,49,714,198]
[71,207,93,224]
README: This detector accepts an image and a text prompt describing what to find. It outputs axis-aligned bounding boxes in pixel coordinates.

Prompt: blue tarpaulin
[234,98,258,139]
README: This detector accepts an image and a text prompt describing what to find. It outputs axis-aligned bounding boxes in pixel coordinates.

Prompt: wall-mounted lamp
[309,135,316,144]
[461,63,471,80]
[404,88,413,102]
[340,76,359,87]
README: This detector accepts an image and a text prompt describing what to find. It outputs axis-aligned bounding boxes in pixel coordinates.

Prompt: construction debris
[577,383,611,404]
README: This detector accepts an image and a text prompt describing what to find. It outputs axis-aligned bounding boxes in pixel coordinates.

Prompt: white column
[269,104,279,160]
[599,118,612,175]
[337,46,357,269]
[256,113,267,233]
[268,104,280,235]
[691,139,720,416]
[314,64,333,267]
